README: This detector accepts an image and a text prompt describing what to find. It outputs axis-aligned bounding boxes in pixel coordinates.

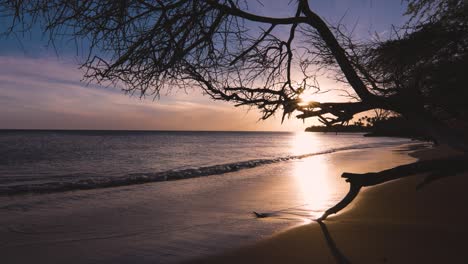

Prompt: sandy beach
[191,145,468,263]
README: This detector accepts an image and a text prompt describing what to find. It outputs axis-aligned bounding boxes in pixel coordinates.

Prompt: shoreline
[191,144,468,263]
[0,141,433,263]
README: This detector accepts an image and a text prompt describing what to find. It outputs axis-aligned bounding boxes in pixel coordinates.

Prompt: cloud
[0,55,307,131]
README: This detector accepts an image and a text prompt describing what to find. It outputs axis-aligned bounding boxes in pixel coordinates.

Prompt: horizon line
[0,128,300,133]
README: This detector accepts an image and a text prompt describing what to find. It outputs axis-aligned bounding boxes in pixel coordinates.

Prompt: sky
[0,0,407,131]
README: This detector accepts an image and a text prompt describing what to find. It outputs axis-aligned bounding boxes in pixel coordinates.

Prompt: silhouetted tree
[2,0,467,219]
[360,0,468,146]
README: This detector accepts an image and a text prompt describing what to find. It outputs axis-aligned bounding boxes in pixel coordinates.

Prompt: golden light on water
[291,133,333,219]
[291,132,318,155]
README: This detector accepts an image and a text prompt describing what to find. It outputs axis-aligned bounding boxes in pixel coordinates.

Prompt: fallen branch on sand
[318,155,468,221]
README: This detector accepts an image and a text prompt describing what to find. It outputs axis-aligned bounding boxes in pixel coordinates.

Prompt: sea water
[0,130,412,195]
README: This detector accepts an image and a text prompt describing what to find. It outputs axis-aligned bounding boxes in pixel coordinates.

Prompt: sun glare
[291,132,319,155]
[297,91,317,106]
[291,133,332,219]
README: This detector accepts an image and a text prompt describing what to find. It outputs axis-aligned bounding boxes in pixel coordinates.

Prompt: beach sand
[191,145,468,263]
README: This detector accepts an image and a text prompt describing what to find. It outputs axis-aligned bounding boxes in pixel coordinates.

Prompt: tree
[361,0,468,145]
[1,0,467,219]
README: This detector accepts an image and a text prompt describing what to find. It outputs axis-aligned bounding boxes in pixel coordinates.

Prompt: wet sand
[192,145,468,263]
[0,144,422,263]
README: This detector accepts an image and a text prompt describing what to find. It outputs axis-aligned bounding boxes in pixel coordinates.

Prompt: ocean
[0,130,413,195]
[0,130,420,263]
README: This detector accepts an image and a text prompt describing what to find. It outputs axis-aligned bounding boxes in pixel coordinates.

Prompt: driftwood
[318,155,468,221]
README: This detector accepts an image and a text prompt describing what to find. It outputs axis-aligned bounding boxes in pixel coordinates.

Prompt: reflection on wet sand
[249,132,353,222]
[290,133,333,220]
[293,156,331,220]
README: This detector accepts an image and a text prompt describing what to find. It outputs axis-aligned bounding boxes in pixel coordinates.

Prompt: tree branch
[296,101,378,125]
[298,0,375,102]
[319,155,468,220]
[206,0,307,25]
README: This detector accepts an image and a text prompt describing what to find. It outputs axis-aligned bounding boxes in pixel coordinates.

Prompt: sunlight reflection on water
[293,156,332,219]
[291,132,319,155]
[291,132,333,220]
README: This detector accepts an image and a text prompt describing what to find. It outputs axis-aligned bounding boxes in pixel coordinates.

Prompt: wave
[0,140,417,196]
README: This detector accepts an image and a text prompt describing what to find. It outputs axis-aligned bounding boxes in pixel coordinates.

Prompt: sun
[296,90,320,107]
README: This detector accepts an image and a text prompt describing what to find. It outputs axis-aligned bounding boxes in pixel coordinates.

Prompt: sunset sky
[0,0,407,131]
